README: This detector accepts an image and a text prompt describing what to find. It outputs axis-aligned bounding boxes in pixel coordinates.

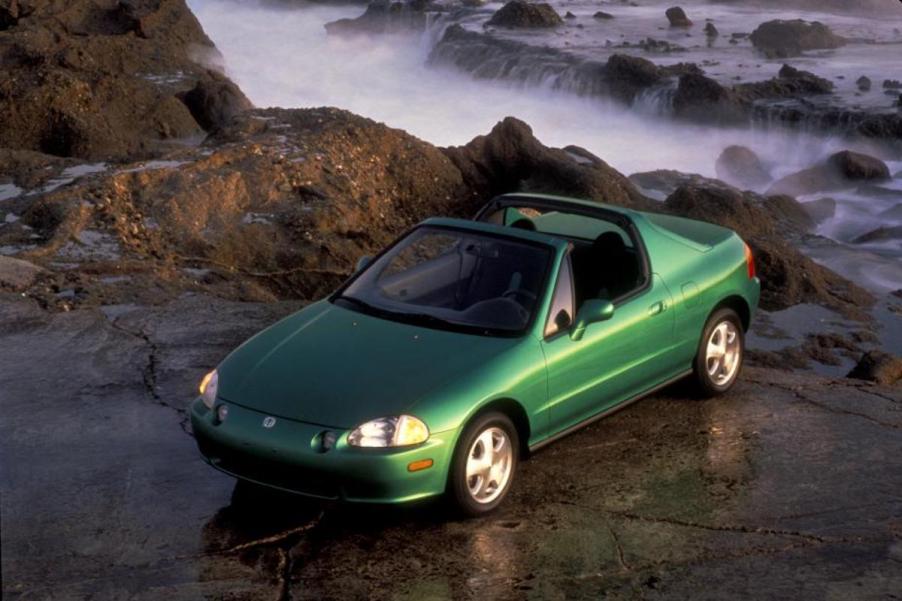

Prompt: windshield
[336,226,552,335]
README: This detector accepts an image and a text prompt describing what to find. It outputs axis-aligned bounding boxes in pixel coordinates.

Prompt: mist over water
[188,0,853,178]
[189,0,901,294]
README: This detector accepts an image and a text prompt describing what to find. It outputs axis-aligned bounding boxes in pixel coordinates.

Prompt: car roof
[419,217,571,252]
[491,192,641,219]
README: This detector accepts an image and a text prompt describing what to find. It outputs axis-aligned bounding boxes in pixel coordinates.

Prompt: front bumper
[190,398,455,503]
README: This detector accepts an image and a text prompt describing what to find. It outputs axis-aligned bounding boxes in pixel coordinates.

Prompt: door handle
[648,300,667,316]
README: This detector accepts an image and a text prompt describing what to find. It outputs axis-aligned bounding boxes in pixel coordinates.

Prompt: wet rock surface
[2,294,900,599]
[486,0,562,29]
[749,19,846,58]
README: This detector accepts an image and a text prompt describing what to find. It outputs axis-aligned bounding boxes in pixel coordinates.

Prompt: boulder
[800,197,836,223]
[704,22,719,37]
[857,76,872,92]
[0,256,45,291]
[605,54,662,103]
[325,0,428,36]
[749,19,845,58]
[593,11,614,20]
[178,71,253,132]
[769,151,890,196]
[672,73,744,123]
[443,117,652,210]
[735,64,833,102]
[828,150,891,181]
[847,351,902,386]
[715,145,771,188]
[486,1,563,28]
[665,6,692,27]
[852,225,902,244]
[884,79,902,90]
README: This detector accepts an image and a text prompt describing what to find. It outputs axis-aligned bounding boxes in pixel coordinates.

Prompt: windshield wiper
[334,295,381,314]
[396,311,459,327]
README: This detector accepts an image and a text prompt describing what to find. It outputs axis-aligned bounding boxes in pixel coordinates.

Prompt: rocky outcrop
[672,73,745,123]
[324,0,429,36]
[486,0,562,28]
[605,54,662,103]
[178,71,253,132]
[664,185,872,317]
[749,19,846,58]
[443,117,652,210]
[736,64,834,100]
[769,151,890,196]
[665,6,692,27]
[715,145,771,189]
[4,110,661,310]
[0,0,242,162]
[847,351,902,386]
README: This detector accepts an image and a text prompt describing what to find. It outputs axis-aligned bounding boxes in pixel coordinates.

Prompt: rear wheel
[449,412,518,517]
[693,308,744,397]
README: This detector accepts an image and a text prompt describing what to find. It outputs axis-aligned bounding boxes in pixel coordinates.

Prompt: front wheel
[692,308,744,397]
[449,412,519,517]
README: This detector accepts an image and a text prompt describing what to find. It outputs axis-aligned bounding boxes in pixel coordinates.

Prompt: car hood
[217,301,521,429]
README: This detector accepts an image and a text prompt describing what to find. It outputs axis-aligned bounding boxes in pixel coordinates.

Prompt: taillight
[743,242,756,280]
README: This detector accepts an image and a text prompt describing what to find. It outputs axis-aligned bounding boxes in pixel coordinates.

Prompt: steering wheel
[502,288,537,305]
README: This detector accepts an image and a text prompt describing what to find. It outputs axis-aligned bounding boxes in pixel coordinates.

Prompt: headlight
[199,369,218,409]
[347,415,429,448]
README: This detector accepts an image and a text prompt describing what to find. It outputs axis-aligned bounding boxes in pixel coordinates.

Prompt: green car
[191,194,760,515]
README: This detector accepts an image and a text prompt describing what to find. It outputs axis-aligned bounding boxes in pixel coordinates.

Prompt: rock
[749,19,845,58]
[325,0,428,36]
[672,73,744,123]
[0,256,45,291]
[800,197,836,223]
[0,0,227,161]
[762,194,814,232]
[736,64,833,101]
[0,0,18,30]
[443,117,652,210]
[593,11,614,20]
[486,1,563,28]
[177,71,253,132]
[828,150,891,181]
[564,10,575,19]
[847,351,902,386]
[665,6,692,27]
[628,170,724,200]
[769,150,890,196]
[857,76,872,92]
[852,225,902,244]
[884,79,902,90]
[704,22,718,37]
[605,54,662,103]
[664,185,873,317]
[715,145,771,188]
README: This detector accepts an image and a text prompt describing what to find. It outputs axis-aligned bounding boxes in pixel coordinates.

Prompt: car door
[540,263,675,434]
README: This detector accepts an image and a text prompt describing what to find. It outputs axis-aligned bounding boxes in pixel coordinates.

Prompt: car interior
[489,206,646,309]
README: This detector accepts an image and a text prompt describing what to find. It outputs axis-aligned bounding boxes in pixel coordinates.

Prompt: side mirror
[354,255,373,273]
[570,299,615,341]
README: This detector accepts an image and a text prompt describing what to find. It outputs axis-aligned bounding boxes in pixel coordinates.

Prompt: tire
[692,308,744,397]
[449,411,519,517]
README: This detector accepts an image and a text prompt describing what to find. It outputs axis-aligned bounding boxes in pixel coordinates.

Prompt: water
[188,0,901,292]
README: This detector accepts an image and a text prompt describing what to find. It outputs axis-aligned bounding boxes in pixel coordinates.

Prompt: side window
[544,254,575,337]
